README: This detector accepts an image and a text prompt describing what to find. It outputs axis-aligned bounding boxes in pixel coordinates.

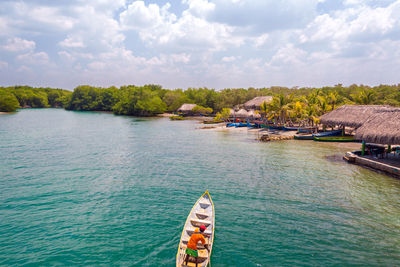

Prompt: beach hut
[319,105,392,129]
[234,109,250,118]
[177,104,197,114]
[244,96,273,110]
[355,109,400,145]
[343,109,400,176]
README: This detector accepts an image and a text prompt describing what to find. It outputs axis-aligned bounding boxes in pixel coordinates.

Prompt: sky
[0,0,399,90]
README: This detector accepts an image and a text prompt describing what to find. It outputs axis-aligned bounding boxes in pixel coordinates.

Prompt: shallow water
[0,109,399,266]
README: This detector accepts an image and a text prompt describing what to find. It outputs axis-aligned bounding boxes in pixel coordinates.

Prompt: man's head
[200,225,207,232]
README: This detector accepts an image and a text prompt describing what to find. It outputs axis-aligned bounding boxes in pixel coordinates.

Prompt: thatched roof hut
[355,109,400,144]
[177,104,197,113]
[234,109,250,118]
[244,96,273,110]
[319,105,392,128]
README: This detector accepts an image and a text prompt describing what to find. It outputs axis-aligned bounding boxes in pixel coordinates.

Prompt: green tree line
[0,86,72,112]
[1,84,399,116]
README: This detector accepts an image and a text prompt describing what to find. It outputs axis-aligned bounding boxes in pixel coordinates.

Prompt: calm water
[1,109,399,266]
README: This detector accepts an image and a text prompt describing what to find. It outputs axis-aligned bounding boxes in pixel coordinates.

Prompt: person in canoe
[184,225,210,266]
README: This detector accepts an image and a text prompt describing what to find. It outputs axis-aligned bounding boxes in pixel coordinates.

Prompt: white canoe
[176,190,215,267]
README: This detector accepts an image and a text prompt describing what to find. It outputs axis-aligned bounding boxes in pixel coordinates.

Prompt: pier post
[361,141,366,156]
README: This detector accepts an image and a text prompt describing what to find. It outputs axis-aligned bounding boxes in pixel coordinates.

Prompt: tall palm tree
[267,94,293,124]
[351,89,375,105]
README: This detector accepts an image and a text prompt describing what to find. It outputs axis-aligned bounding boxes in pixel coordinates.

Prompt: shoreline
[198,122,362,150]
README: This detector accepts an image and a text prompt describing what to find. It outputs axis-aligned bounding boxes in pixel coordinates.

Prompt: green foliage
[162,90,189,112]
[0,86,72,110]
[192,105,213,114]
[2,84,400,119]
[170,115,185,120]
[0,89,20,112]
[215,108,231,121]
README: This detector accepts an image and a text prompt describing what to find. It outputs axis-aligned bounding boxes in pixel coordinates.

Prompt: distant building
[177,104,197,114]
[243,96,273,110]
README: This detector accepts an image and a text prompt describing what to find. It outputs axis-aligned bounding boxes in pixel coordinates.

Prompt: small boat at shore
[283,126,317,132]
[203,120,224,124]
[313,136,357,142]
[176,191,215,267]
[294,134,314,140]
[314,129,342,137]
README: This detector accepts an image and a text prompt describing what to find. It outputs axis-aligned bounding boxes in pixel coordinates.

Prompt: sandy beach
[198,122,362,151]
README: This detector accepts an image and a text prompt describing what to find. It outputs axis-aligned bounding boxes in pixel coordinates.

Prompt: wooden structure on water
[343,108,400,178]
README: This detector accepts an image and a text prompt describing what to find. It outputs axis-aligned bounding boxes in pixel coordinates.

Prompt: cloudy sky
[0,0,399,90]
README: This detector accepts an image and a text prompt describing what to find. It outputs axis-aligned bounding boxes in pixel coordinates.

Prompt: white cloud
[59,35,85,48]
[2,37,35,52]
[1,0,400,89]
[270,44,307,65]
[120,1,242,51]
[254,33,269,48]
[87,61,106,70]
[222,56,236,62]
[120,1,175,30]
[17,52,49,65]
[182,0,216,18]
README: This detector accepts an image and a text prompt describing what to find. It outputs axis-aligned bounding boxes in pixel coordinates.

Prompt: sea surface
[0,109,399,266]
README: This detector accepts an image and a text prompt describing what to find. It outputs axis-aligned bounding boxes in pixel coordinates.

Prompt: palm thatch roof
[319,105,392,128]
[177,103,197,112]
[234,109,250,118]
[355,109,400,144]
[244,96,273,110]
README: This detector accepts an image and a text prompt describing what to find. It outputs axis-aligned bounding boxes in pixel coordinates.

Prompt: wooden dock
[344,151,400,178]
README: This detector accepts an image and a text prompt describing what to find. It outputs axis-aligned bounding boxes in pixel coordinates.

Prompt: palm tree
[351,89,375,105]
[260,101,269,121]
[327,91,338,110]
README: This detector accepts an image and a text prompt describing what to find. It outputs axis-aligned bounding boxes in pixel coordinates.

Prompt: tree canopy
[1,84,399,117]
[0,86,72,112]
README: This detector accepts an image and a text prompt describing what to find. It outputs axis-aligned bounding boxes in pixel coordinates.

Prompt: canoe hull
[176,191,215,267]
[294,134,314,140]
[313,136,357,142]
[314,129,342,137]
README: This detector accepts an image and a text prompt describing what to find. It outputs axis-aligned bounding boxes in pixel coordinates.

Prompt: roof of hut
[244,96,273,109]
[355,109,400,145]
[319,105,392,128]
[234,108,250,118]
[177,103,197,112]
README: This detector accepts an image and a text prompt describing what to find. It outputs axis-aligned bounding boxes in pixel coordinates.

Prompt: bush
[0,90,20,112]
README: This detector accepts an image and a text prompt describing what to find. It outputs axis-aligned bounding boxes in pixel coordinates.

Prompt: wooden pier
[344,151,400,178]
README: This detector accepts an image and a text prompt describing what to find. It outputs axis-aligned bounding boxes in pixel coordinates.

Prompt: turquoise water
[1,109,399,266]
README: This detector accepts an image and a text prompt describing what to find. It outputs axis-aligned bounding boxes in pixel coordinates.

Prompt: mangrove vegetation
[1,84,399,119]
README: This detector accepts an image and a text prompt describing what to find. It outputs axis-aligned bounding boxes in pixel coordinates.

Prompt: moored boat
[313,136,357,142]
[314,129,342,137]
[203,120,224,124]
[176,191,215,267]
[294,134,314,140]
